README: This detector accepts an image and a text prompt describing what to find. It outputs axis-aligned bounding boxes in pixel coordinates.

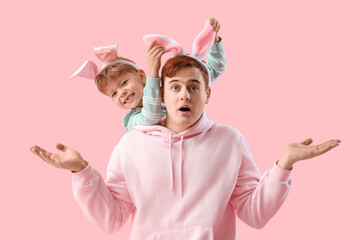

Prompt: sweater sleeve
[206,38,227,84]
[229,136,291,229]
[125,76,162,131]
[72,147,135,234]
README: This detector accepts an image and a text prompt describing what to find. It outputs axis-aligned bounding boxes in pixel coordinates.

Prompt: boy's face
[162,67,211,133]
[103,70,146,109]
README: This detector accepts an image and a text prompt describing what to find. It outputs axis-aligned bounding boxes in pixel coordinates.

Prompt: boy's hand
[30,144,88,173]
[146,40,165,78]
[208,18,221,43]
[277,138,341,170]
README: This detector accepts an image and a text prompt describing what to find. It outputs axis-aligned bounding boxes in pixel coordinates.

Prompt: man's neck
[164,114,203,134]
[164,122,190,134]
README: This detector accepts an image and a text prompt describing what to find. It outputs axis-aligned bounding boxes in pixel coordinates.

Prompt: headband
[143,19,216,86]
[70,44,139,80]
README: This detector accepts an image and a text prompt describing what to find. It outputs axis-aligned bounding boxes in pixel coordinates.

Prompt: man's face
[162,67,211,133]
[103,70,146,109]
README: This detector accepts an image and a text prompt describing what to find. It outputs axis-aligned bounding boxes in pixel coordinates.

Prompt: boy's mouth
[124,93,135,104]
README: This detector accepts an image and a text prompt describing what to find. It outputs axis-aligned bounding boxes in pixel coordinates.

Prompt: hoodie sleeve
[229,136,291,229]
[124,76,162,131]
[72,146,135,234]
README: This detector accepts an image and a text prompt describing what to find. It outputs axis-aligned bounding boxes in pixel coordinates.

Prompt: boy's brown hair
[95,57,138,93]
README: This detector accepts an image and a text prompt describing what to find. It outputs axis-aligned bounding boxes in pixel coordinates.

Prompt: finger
[39,151,62,168]
[154,48,166,58]
[211,20,219,31]
[31,145,49,156]
[208,18,215,26]
[39,150,53,163]
[146,40,157,52]
[148,46,163,56]
[30,145,40,152]
[301,138,313,145]
[315,139,338,149]
[309,139,339,155]
[213,21,219,31]
[30,146,48,162]
[314,142,339,156]
[216,24,221,32]
[56,143,67,152]
[155,49,166,58]
[34,148,53,166]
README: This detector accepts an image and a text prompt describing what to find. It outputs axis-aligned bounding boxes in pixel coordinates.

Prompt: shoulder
[210,123,246,141]
[117,129,144,145]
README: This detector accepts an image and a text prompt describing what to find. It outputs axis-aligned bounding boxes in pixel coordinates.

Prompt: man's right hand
[30,143,88,173]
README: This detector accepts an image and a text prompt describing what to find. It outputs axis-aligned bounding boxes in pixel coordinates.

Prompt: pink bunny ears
[143,19,216,85]
[70,44,139,80]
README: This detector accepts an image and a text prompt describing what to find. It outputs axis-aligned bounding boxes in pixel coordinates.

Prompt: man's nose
[180,88,190,101]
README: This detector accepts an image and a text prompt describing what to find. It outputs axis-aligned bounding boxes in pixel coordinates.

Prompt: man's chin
[177,115,202,128]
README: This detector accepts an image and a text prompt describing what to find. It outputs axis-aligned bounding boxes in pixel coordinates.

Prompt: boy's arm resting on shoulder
[125,41,165,131]
[229,136,291,229]
[206,37,227,84]
[125,76,162,131]
[72,147,135,234]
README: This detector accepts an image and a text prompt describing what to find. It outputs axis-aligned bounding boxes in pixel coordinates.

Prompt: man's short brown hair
[161,55,209,88]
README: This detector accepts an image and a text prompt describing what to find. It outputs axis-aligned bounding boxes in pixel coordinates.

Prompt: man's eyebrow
[189,79,201,84]
[168,79,201,84]
[168,79,179,84]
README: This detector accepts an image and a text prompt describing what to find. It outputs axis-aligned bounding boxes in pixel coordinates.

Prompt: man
[30,55,340,240]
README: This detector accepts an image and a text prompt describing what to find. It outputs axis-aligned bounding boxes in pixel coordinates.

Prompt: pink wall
[1,0,359,239]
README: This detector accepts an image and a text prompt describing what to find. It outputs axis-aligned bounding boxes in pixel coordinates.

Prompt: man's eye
[122,80,128,86]
[191,86,198,91]
[172,86,179,91]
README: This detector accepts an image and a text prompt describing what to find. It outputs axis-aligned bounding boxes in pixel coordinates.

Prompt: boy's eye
[172,85,179,91]
[122,80,128,86]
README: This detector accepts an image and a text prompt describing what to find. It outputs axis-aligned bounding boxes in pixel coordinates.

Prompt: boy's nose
[119,88,127,97]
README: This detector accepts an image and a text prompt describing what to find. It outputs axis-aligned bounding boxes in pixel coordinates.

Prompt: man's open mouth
[124,93,134,104]
[179,106,191,112]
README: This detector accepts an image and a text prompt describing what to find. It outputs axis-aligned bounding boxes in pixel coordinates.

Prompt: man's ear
[205,87,211,104]
[139,70,146,85]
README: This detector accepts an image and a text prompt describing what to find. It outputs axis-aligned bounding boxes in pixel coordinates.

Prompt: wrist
[72,160,88,173]
[277,158,293,170]
[148,70,159,78]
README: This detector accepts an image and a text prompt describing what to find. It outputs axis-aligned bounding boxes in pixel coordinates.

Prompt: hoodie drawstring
[169,132,174,192]
[180,135,184,197]
[168,133,185,197]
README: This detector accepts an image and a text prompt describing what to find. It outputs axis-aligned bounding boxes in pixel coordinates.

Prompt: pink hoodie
[72,113,291,240]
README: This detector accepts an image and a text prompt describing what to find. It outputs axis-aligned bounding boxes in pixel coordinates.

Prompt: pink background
[1,0,359,239]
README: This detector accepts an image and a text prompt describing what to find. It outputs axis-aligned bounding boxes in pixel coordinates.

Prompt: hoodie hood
[133,112,213,197]
[133,112,213,143]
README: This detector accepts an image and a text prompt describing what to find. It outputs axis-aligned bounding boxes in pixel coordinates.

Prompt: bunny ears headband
[143,19,216,86]
[70,44,139,80]
[70,19,216,85]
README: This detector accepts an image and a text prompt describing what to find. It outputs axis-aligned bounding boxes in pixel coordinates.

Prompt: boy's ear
[139,70,146,85]
[205,87,211,104]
